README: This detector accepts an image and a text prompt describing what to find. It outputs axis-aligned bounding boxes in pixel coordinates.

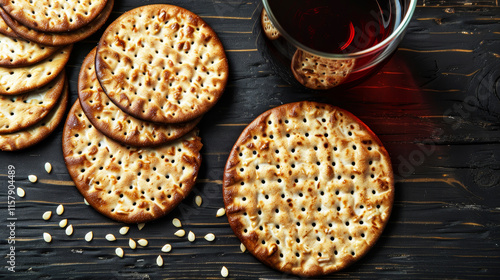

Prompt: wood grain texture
[1,0,499,279]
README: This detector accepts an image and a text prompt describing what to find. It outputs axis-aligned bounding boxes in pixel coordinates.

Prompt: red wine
[267,0,394,54]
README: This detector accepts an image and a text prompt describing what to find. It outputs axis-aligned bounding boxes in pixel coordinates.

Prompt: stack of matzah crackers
[223,101,394,277]
[63,4,228,223]
[0,0,114,46]
[0,0,114,151]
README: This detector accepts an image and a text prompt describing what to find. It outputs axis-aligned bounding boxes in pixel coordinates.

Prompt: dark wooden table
[1,0,499,279]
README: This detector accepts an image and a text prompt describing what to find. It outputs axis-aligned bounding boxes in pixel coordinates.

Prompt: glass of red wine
[261,0,417,90]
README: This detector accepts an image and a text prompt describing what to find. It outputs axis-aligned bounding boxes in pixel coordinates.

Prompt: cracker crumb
[137,223,145,230]
[84,198,89,205]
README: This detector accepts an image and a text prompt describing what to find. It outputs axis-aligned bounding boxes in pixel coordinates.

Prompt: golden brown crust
[261,8,280,40]
[0,71,65,133]
[0,44,71,95]
[0,0,107,32]
[0,0,113,46]
[62,100,203,223]
[95,4,228,124]
[0,78,68,151]
[0,14,16,37]
[222,101,394,277]
[291,50,355,90]
[79,48,201,147]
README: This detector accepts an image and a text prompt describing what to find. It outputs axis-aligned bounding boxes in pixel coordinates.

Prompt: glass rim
[262,0,417,59]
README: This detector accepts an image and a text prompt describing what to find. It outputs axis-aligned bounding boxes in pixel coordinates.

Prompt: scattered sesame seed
[42,211,52,220]
[16,187,25,197]
[188,231,195,242]
[129,238,137,249]
[216,208,226,217]
[204,233,215,242]
[240,243,246,252]
[115,247,124,258]
[137,223,145,230]
[174,229,185,237]
[161,244,172,252]
[221,266,229,278]
[43,232,52,243]
[85,231,93,242]
[137,238,148,247]
[172,218,182,228]
[195,195,202,206]
[28,175,37,183]
[106,234,116,241]
[156,255,164,267]
[56,204,64,215]
[119,226,129,235]
[59,219,68,228]
[45,162,52,174]
[65,224,73,236]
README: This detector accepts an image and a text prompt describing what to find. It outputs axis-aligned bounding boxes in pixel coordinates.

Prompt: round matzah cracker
[95,4,228,124]
[0,44,71,95]
[62,100,203,223]
[79,48,201,147]
[0,0,113,46]
[0,79,68,151]
[0,29,60,67]
[291,50,355,90]
[0,71,65,133]
[261,8,280,40]
[0,0,107,32]
[223,101,394,277]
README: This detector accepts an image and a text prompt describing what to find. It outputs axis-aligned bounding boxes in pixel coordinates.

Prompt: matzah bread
[261,9,280,40]
[95,4,228,124]
[291,50,355,90]
[0,71,65,133]
[223,101,394,277]
[0,79,67,151]
[79,48,201,147]
[62,100,203,223]
[0,0,113,46]
[0,44,71,95]
[0,0,107,32]
[0,28,59,67]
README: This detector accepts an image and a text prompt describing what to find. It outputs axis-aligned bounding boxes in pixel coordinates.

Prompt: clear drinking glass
[260,0,417,90]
